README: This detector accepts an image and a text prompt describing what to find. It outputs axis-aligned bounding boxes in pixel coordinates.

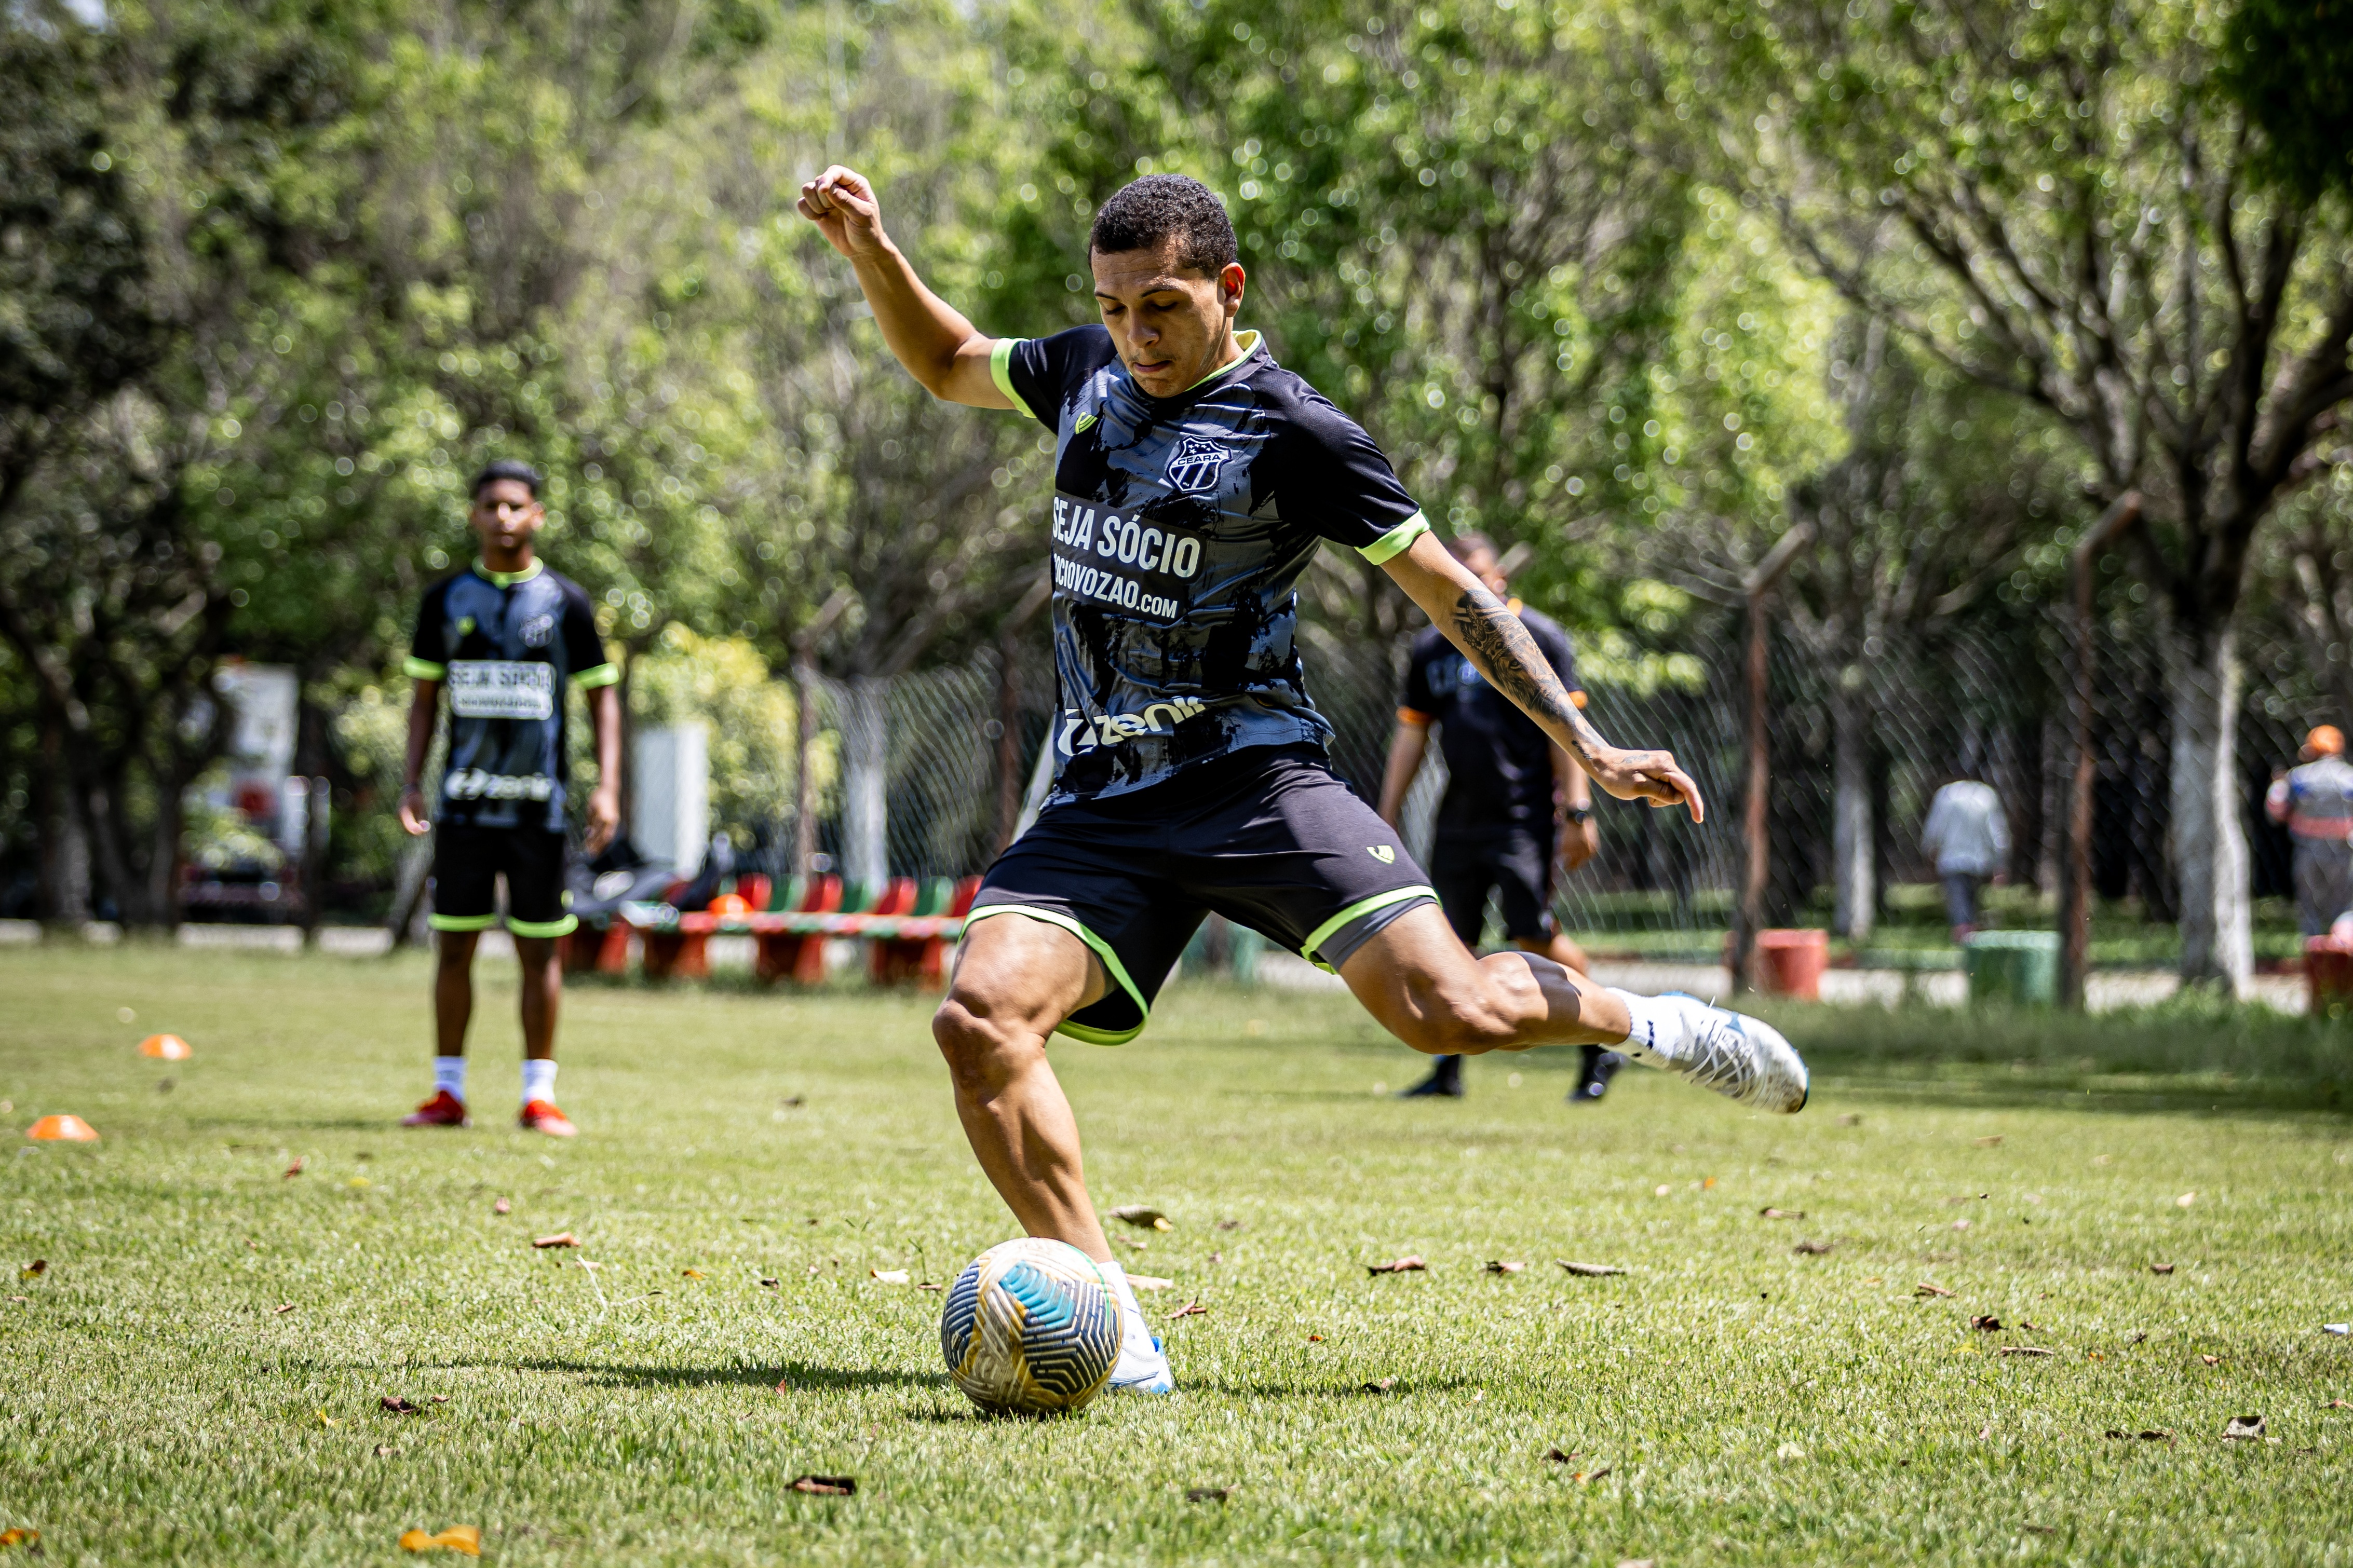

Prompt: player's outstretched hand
[798,166,888,261]
[1585,747,1705,823]
[398,785,432,837]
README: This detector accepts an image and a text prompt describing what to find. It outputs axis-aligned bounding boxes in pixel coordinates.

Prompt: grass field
[4,945,2350,1565]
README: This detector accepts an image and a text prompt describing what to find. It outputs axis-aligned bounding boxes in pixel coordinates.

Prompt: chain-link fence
[741,597,2328,958]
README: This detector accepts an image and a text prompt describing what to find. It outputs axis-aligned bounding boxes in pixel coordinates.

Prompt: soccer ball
[940,1237,1124,1415]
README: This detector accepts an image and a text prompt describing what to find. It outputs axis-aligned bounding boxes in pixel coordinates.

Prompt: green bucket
[1964,930,2060,1007]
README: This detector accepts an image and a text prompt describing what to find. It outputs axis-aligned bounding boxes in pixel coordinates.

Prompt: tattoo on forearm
[1450,587,1605,747]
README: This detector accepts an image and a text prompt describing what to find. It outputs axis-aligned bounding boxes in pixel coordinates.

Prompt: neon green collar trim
[1181,330,1261,393]
[472,558,544,588]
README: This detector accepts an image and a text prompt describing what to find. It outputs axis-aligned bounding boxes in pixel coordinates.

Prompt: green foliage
[628,624,823,841]
[2221,0,2353,202]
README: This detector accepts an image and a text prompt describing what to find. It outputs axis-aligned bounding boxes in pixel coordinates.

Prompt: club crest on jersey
[1165,435,1231,494]
[519,612,555,648]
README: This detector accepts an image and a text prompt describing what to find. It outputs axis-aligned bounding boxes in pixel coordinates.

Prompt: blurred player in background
[800,163,1809,1397]
[1377,531,1625,1105]
[2266,725,2353,936]
[397,460,620,1136]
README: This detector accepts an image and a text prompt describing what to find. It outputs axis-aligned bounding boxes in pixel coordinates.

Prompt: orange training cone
[139,1034,192,1060]
[27,1115,100,1142]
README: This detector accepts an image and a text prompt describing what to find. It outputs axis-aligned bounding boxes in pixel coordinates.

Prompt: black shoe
[1568,1047,1625,1105]
[1399,1058,1465,1099]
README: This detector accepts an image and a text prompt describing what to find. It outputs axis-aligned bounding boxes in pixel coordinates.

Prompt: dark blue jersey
[994,325,1428,802]
[1401,606,1583,832]
[404,561,616,831]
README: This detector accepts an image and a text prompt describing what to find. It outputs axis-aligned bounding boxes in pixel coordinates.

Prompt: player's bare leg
[932,913,1169,1390]
[1342,905,1807,1111]
[434,929,479,1057]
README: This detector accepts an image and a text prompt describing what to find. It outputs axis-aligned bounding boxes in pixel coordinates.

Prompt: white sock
[1606,989,1688,1066]
[521,1058,558,1107]
[1097,1259,1157,1356]
[433,1056,467,1101]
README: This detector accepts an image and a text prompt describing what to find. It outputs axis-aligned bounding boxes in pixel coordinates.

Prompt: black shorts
[428,825,576,938]
[971,746,1437,1044]
[1430,825,1556,946]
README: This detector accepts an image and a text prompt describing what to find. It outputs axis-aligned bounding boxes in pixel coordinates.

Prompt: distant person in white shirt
[2264,725,2353,936]
[1922,774,2009,939]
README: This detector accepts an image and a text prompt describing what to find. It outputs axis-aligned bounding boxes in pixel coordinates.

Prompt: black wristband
[1564,805,1593,825]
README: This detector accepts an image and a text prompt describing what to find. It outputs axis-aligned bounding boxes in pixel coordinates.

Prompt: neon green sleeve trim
[427,912,499,933]
[964,904,1146,1044]
[506,913,579,939]
[989,338,1036,419]
[404,657,447,680]
[1358,511,1432,566]
[1302,885,1437,972]
[571,663,620,689]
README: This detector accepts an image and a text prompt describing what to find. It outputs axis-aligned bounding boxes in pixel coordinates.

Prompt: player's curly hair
[1089,175,1238,277]
[470,458,542,499]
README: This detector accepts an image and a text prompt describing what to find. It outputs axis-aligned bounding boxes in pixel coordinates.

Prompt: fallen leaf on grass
[1169,1299,1207,1320]
[787,1475,855,1496]
[2023,1524,2058,1535]
[2104,1428,2173,1443]
[2151,1263,2175,1275]
[1999,1346,2054,1358]
[1916,1282,1955,1298]
[1367,1256,1426,1275]
[1974,1136,2004,1147]
[1546,1448,1579,1463]
[430,1395,448,1404]
[1108,1205,1173,1231]
[274,1303,295,1315]
[2323,1324,2349,1337]
[1362,1377,1398,1394]
[916,1282,943,1292]
[2176,1192,2196,1208]
[381,1397,421,1415]
[1616,1559,1654,1568]
[1837,1113,1862,1126]
[1793,1239,1834,1256]
[1575,1466,1611,1482]
[869,1269,910,1285]
[1185,1486,1233,1504]
[1952,1219,1972,1231]
[0,1530,37,1549]
[316,1410,338,1427]
[1703,1177,1716,1189]
[681,1269,705,1280]
[492,1198,510,1215]
[1760,1208,1804,1220]
[2127,1332,2148,1345]
[1307,1334,1323,1342]
[1215,1219,1242,1231]
[1971,1316,2003,1332]
[6,1297,23,1304]
[19,1261,43,1280]
[346,1177,370,1189]
[760,1278,779,1289]
[2327,1400,2351,1409]
[1128,1274,1174,1291]
[283,1159,304,1179]
[398,1525,480,1556]
[1117,1236,1147,1251]
[2202,1355,2222,1367]
[530,1233,577,1249]
[1559,1261,1628,1277]
[375,1444,398,1457]
[2222,1415,2266,1441]
[1484,1260,1525,1275]
[1654,1184,1673,1197]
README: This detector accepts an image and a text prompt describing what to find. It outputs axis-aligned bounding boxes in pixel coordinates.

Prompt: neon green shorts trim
[963,905,1149,1045]
[427,912,500,933]
[505,913,579,939]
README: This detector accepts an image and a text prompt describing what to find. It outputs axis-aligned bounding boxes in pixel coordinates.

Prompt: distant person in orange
[2265,725,2353,937]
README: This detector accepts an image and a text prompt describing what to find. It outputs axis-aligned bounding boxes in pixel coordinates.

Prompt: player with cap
[2266,725,2353,937]
[396,459,620,1136]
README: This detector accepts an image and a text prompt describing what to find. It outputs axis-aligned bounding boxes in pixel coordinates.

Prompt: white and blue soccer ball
[940,1237,1124,1415]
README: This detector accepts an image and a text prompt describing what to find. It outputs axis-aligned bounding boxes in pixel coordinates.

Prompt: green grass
[3,946,2350,1565]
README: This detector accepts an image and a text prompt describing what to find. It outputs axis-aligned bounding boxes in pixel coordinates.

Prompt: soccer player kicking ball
[800,168,1807,1395]
[397,460,621,1137]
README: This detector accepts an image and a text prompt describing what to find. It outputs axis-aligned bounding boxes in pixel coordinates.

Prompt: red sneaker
[402,1089,470,1128]
[518,1099,577,1138]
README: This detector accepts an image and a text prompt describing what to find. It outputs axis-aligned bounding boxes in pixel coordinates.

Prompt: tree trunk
[1831,671,1874,941]
[35,715,90,923]
[791,656,820,876]
[2166,620,2252,994]
[841,674,889,887]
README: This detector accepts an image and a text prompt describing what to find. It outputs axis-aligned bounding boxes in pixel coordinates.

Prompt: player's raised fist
[798,166,887,260]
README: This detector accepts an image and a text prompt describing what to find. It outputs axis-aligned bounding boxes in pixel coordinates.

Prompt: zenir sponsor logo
[1056,698,1208,755]
[444,769,555,802]
[1165,435,1230,494]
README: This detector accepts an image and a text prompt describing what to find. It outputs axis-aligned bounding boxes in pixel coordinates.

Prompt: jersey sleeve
[561,581,618,688]
[1399,637,1438,726]
[1267,389,1429,562]
[991,325,1117,430]
[403,584,446,680]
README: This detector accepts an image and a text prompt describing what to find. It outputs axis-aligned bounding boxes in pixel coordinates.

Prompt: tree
[1696,0,2353,990]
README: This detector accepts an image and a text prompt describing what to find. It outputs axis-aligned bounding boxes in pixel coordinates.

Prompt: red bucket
[2307,936,2353,1010]
[1756,928,1829,1001]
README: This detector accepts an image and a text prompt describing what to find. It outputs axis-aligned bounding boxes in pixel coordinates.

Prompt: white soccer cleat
[1108,1331,1174,1395]
[1622,993,1809,1114]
